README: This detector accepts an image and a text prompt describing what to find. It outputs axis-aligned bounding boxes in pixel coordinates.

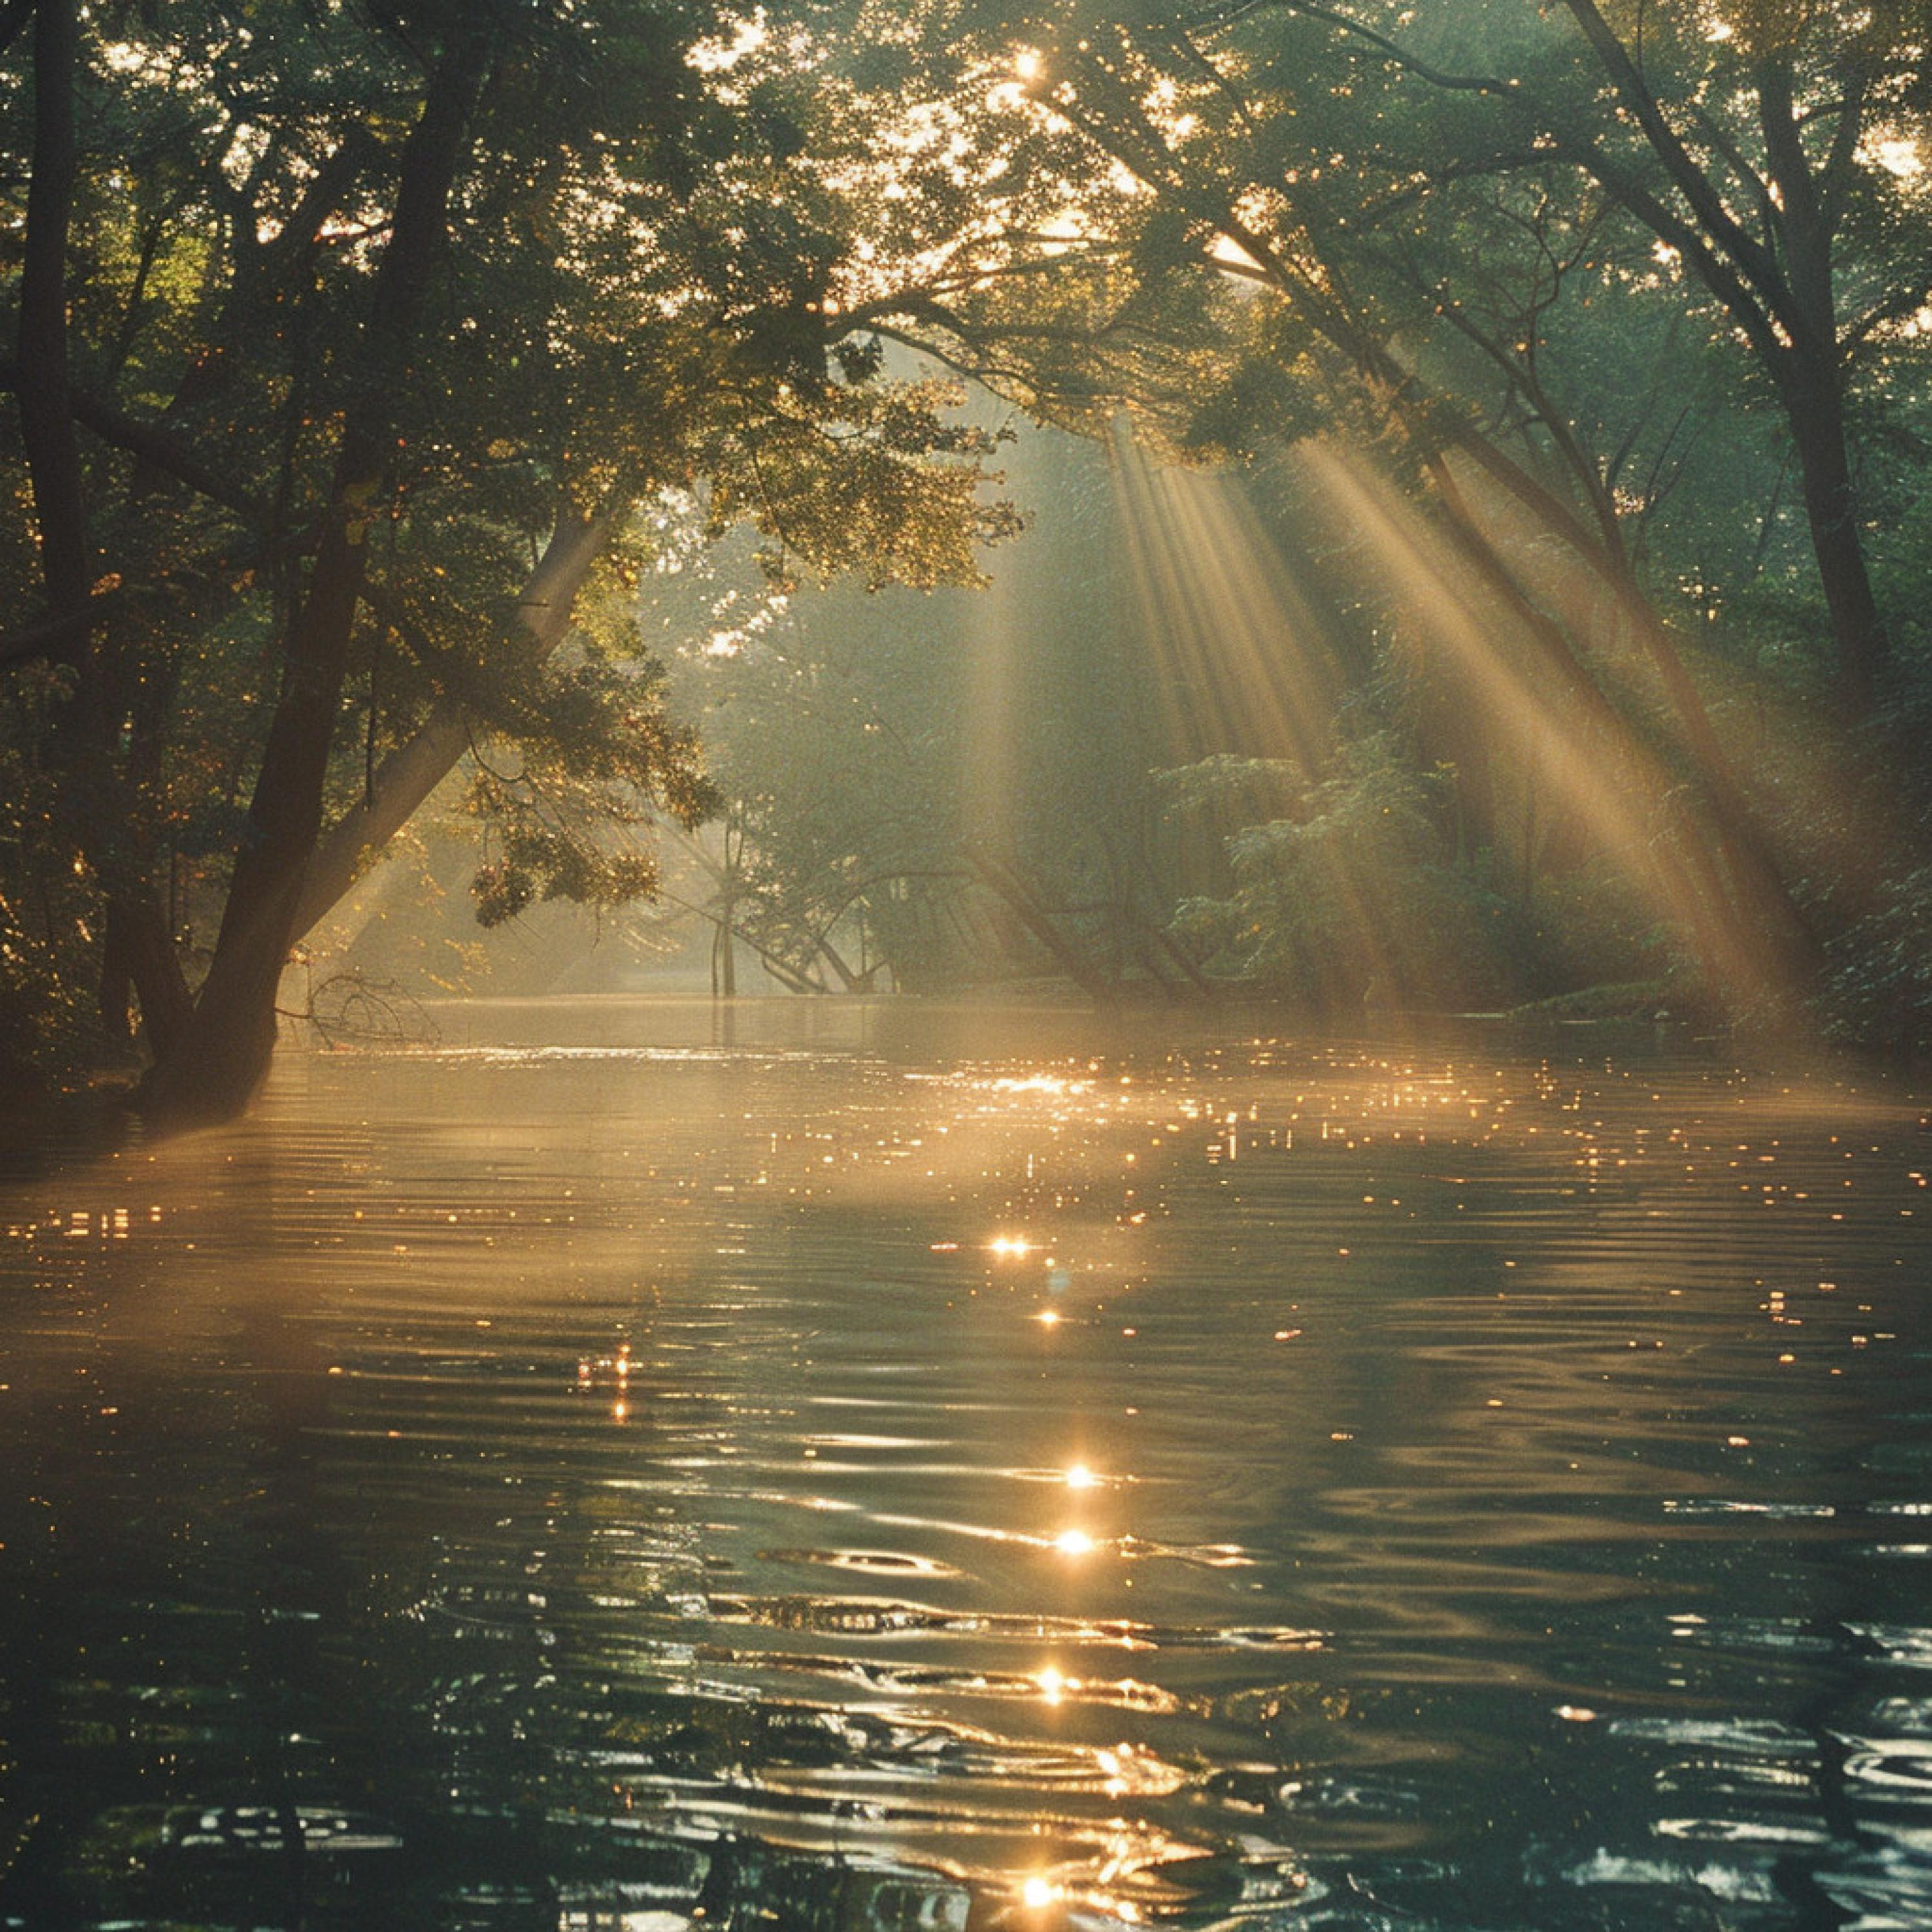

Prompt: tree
[1231,0,1931,713]
[663,417,1176,997]
[2,0,1016,1121]
[852,0,1843,1008]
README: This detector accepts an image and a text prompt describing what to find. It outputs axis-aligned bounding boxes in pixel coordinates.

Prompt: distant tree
[663,422,1173,996]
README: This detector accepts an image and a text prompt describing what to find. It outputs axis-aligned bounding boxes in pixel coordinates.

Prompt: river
[1,998,1928,1930]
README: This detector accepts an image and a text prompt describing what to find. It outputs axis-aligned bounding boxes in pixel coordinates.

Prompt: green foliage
[1823,864,1932,1055]
[1516,861,1685,998]
[1,0,1033,1079]
[460,642,718,931]
[705,377,1027,591]
[663,417,1163,992]
[1161,735,1526,1010]
[6,0,1931,1078]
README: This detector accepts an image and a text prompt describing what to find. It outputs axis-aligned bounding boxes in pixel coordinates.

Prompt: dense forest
[5,0,1930,1124]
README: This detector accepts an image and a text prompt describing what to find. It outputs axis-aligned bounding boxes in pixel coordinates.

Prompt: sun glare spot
[1065,1463,1097,1488]
[1054,1528,1095,1556]
[990,1235,1032,1257]
[1021,1875,1059,1909]
[687,12,769,73]
[1870,136,1923,178]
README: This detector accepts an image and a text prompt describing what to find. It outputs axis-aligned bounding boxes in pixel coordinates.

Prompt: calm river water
[2,999,1930,1931]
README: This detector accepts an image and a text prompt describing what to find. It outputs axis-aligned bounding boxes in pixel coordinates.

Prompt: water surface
[2,999,1929,1929]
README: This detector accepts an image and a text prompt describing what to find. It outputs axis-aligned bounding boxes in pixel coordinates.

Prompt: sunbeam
[1298,442,1785,1013]
[1107,423,1341,775]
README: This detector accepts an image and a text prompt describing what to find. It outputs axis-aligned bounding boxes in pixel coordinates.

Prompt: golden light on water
[7,1021,1923,1929]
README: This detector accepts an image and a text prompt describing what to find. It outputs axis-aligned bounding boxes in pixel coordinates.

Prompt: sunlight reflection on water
[1,999,1929,1929]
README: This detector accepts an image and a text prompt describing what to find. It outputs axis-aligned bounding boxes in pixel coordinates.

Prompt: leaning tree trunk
[290,506,612,940]
[140,34,489,1130]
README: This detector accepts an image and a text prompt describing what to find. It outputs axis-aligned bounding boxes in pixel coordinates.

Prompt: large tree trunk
[101,887,193,1055]
[1782,356,1889,712]
[1558,5,1891,715]
[140,34,489,1130]
[138,482,374,1123]
[1754,57,1892,714]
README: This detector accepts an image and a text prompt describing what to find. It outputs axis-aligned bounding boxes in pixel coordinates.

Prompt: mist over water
[3,998,1929,1930]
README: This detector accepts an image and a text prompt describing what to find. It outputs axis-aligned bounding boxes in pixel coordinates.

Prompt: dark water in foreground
[2,999,1930,1931]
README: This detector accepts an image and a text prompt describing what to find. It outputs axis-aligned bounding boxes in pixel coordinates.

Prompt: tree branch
[1560,0,1786,300]
[1817,61,1869,235]
[292,504,614,939]
[0,359,270,521]
[0,594,118,670]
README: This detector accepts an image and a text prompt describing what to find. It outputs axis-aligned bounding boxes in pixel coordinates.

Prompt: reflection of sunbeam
[1298,443,1776,1010]
[1108,423,1339,773]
